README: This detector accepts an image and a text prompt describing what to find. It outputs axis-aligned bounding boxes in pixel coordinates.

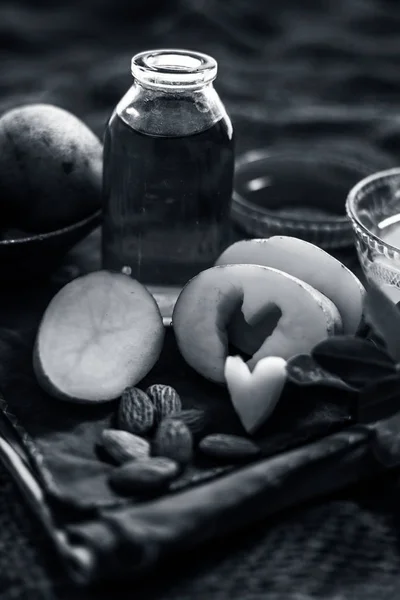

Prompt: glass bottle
[101,48,235,324]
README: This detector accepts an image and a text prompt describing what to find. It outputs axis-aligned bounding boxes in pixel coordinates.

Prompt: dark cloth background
[2,0,400,598]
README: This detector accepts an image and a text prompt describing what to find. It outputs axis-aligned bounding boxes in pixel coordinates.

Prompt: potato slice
[34,271,165,403]
[172,264,342,383]
[215,236,365,334]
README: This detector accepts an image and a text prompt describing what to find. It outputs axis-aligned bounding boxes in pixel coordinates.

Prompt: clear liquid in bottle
[102,49,235,324]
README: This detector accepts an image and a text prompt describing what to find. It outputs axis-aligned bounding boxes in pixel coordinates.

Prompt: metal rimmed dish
[231,148,377,250]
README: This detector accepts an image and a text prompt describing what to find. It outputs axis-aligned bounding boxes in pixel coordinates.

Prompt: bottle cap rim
[131,48,218,89]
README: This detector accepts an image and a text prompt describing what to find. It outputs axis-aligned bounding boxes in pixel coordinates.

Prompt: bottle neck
[117,80,229,138]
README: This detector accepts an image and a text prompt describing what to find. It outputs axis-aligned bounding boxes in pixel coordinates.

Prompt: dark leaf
[357,373,400,425]
[286,353,357,392]
[312,335,396,388]
[369,410,400,468]
[358,319,386,349]
[364,279,400,364]
[366,330,387,350]
[355,316,371,339]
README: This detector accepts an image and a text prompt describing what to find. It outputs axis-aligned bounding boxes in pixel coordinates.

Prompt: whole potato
[0,104,102,233]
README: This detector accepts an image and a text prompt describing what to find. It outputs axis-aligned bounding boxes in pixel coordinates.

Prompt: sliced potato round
[34,270,165,403]
[215,236,365,334]
[172,263,342,383]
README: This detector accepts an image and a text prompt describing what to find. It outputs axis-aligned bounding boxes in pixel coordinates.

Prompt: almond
[117,387,155,435]
[101,429,150,464]
[109,457,179,494]
[199,434,260,461]
[153,418,193,465]
[145,384,182,423]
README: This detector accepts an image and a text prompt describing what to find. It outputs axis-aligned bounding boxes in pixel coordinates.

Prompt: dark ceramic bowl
[231,149,376,249]
[0,209,102,283]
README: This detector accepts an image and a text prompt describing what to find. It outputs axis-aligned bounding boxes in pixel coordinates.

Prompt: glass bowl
[231,148,376,250]
[346,167,400,302]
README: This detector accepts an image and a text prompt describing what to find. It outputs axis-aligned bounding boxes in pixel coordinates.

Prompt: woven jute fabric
[2,462,400,600]
[2,0,400,597]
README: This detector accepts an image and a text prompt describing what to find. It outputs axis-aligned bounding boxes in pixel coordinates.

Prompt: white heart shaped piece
[224,355,287,434]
